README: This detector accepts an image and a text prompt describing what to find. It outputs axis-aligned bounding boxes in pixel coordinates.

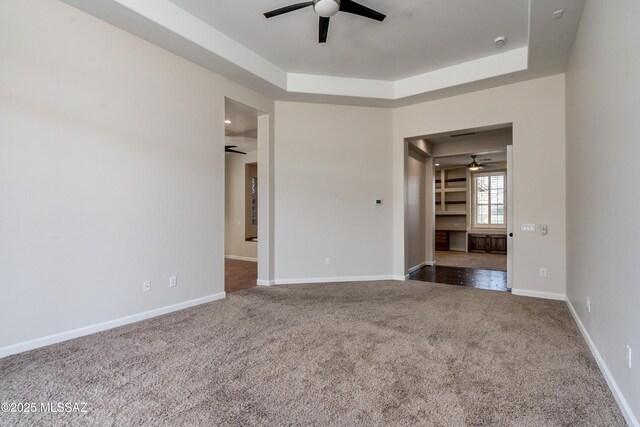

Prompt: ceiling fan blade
[319,16,330,43]
[225,145,238,149]
[339,0,386,21]
[264,2,314,18]
[225,148,247,155]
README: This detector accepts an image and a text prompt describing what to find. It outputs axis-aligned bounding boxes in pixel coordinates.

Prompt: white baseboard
[0,292,226,359]
[273,275,396,285]
[511,288,566,301]
[393,275,410,281]
[256,279,274,286]
[225,255,257,262]
[408,263,427,274]
[566,299,639,427]
[407,260,435,274]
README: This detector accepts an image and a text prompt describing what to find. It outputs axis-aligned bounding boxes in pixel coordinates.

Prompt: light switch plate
[521,223,536,232]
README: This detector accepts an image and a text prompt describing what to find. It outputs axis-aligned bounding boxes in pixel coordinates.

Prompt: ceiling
[428,126,512,145]
[435,151,507,169]
[167,0,529,81]
[224,98,261,156]
[432,127,511,168]
[225,98,259,155]
[225,98,259,138]
[60,0,587,106]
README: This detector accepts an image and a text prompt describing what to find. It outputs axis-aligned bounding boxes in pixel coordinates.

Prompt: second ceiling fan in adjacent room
[263,0,386,43]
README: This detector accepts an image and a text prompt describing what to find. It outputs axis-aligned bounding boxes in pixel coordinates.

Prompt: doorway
[406,125,513,291]
[224,98,261,293]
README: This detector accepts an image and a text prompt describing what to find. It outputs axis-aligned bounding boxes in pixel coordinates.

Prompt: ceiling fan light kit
[468,155,482,171]
[314,0,340,17]
[264,0,386,43]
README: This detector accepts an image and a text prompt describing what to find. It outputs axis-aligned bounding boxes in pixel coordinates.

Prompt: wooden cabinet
[488,234,507,254]
[468,234,487,252]
[468,234,507,254]
[435,230,449,251]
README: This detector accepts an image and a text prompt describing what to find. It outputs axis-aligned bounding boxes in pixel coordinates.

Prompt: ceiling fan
[468,155,488,171]
[263,0,386,43]
[467,154,500,171]
[225,145,246,155]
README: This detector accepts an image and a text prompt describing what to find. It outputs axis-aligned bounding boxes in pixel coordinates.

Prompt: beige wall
[406,146,428,270]
[0,0,273,350]
[273,101,394,282]
[566,0,640,422]
[393,75,567,298]
[224,142,258,261]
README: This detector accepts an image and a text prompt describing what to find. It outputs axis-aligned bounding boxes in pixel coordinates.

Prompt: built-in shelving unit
[435,167,468,216]
[435,167,468,251]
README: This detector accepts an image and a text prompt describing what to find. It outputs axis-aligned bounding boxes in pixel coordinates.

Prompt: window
[473,172,506,227]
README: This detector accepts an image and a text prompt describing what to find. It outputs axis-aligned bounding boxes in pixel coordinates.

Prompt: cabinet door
[489,235,507,254]
[468,234,487,253]
[435,230,449,251]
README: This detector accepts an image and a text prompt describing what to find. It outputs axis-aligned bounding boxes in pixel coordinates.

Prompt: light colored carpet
[436,250,507,271]
[0,281,624,426]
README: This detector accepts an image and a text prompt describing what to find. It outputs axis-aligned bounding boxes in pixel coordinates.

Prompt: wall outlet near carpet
[626,345,632,369]
[539,267,547,278]
[586,296,591,313]
[143,281,151,292]
[169,276,177,288]
[325,257,331,265]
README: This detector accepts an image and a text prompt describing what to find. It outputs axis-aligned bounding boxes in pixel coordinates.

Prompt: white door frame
[506,145,514,289]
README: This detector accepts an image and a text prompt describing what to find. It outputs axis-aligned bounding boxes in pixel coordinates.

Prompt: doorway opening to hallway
[224,98,260,293]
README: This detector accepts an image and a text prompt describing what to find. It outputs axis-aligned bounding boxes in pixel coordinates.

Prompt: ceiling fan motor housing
[263,0,384,43]
[314,0,340,17]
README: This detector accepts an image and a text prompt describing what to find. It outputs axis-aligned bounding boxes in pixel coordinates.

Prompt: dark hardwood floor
[225,259,507,293]
[225,259,257,293]
[409,265,509,292]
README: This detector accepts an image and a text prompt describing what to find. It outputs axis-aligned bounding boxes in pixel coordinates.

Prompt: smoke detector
[494,36,507,47]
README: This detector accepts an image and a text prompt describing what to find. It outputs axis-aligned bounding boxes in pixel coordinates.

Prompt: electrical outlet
[627,345,632,369]
[169,276,177,288]
[325,257,331,265]
[539,268,547,278]
[586,296,591,313]
[143,281,151,292]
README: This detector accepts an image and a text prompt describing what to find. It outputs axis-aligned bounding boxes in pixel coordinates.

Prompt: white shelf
[436,168,469,224]
[436,211,467,216]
